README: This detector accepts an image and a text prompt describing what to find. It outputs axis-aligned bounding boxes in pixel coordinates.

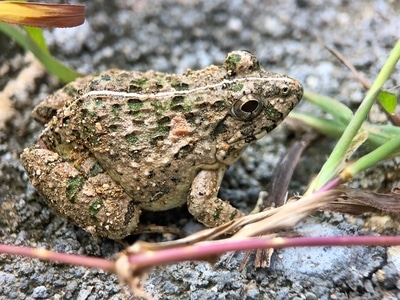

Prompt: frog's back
[39,67,232,210]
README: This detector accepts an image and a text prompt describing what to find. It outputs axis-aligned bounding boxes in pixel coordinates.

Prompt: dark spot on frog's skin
[158,116,171,125]
[170,177,180,184]
[129,150,142,162]
[150,136,164,146]
[108,124,119,132]
[184,112,196,123]
[88,80,100,89]
[128,84,142,93]
[62,85,79,97]
[174,144,195,160]
[62,116,71,125]
[88,163,104,177]
[212,100,227,112]
[240,122,255,136]
[171,95,185,105]
[81,108,98,122]
[171,105,185,112]
[171,82,189,91]
[159,163,171,173]
[261,123,278,133]
[124,201,138,225]
[127,98,144,111]
[53,132,62,145]
[100,74,112,81]
[212,117,229,138]
[111,104,122,116]
[147,170,155,179]
[194,102,208,109]
[245,136,256,143]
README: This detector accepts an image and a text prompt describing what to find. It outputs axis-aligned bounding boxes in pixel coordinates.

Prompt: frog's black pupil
[241,100,259,112]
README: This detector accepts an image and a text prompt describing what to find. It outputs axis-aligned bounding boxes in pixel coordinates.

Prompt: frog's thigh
[20,148,140,240]
[188,169,244,227]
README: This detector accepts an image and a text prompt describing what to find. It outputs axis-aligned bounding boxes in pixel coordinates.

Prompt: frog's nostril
[281,85,290,95]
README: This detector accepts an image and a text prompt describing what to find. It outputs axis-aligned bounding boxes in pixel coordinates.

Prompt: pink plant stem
[0,244,115,272]
[318,177,343,193]
[128,235,400,268]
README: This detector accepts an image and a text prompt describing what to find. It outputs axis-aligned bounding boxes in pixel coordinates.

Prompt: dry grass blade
[263,132,317,208]
[233,190,340,238]
[324,186,400,214]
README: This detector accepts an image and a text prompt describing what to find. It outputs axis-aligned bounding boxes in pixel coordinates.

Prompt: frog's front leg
[20,148,141,240]
[188,169,244,227]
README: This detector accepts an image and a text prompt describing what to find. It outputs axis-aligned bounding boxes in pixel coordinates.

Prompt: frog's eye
[231,94,263,121]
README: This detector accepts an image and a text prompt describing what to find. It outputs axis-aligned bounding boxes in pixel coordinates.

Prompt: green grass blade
[0,22,82,82]
[344,137,400,180]
[23,25,49,53]
[303,90,353,125]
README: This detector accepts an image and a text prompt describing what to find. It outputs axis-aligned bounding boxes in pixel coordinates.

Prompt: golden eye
[231,94,263,121]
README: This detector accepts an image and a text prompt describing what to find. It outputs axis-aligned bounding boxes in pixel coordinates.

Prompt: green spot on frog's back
[127,99,144,111]
[264,102,283,121]
[231,83,244,92]
[101,74,112,81]
[126,133,138,145]
[63,85,79,97]
[112,104,121,114]
[132,77,148,86]
[89,199,103,217]
[66,175,84,203]
[171,82,189,91]
[225,53,241,69]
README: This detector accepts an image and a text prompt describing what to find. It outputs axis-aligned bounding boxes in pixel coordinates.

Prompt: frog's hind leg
[20,147,141,240]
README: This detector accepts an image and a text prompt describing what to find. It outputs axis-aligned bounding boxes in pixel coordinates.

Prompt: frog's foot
[20,147,141,240]
[188,169,244,228]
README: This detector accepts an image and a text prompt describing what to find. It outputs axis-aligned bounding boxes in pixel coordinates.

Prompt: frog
[21,51,303,240]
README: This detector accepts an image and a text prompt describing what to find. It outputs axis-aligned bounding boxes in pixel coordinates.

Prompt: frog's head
[213,51,303,165]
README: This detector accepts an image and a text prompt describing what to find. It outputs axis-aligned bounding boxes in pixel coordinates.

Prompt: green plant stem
[343,137,400,180]
[312,39,400,191]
